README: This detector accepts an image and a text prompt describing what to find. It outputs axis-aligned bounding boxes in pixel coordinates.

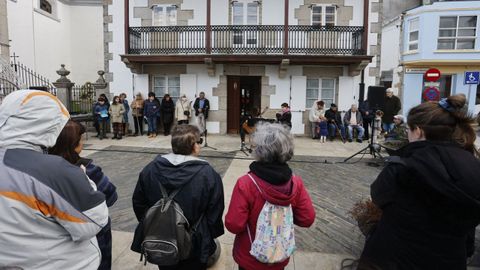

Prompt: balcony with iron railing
[128,25,366,56]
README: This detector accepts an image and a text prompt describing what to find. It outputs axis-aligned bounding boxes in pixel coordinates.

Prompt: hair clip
[438,98,455,113]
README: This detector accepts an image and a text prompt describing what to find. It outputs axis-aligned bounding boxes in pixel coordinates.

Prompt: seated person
[276,103,292,128]
[343,104,365,143]
[240,107,260,149]
[325,103,346,141]
[381,114,408,151]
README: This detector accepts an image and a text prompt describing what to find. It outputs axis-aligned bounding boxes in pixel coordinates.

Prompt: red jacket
[225,173,316,270]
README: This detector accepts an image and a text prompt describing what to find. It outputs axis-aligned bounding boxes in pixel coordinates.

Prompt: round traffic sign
[424,68,441,82]
[423,87,440,101]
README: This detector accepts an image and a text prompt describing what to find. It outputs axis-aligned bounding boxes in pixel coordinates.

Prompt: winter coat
[0,90,108,270]
[131,98,145,117]
[143,99,160,118]
[193,98,210,119]
[76,158,118,270]
[276,110,292,128]
[359,141,480,270]
[122,99,130,123]
[319,121,328,136]
[343,109,363,126]
[109,103,125,123]
[225,162,315,270]
[161,98,175,124]
[94,103,110,121]
[175,98,192,121]
[325,109,342,125]
[131,153,225,264]
[359,100,374,123]
[309,103,324,123]
[382,95,401,124]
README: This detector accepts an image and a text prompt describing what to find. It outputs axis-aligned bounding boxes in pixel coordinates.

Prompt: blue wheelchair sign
[464,71,479,85]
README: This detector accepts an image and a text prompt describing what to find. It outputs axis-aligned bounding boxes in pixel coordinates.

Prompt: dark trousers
[133,116,144,135]
[163,121,172,135]
[364,120,372,139]
[328,123,346,139]
[98,118,108,138]
[178,120,189,125]
[112,122,123,138]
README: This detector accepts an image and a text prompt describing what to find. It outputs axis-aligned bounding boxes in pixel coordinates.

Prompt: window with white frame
[152,5,177,26]
[311,5,336,26]
[232,0,259,45]
[306,78,336,108]
[408,18,419,51]
[438,16,477,50]
[153,76,180,103]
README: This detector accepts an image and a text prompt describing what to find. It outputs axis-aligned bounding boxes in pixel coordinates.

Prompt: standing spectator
[94,97,110,140]
[382,88,401,133]
[120,93,130,136]
[225,122,315,270]
[144,92,160,138]
[325,103,346,141]
[131,93,145,136]
[358,94,480,270]
[0,90,108,269]
[175,94,191,125]
[93,94,110,136]
[343,104,365,143]
[49,120,117,270]
[276,102,292,128]
[193,92,210,135]
[161,94,175,136]
[131,124,224,270]
[309,100,325,139]
[359,100,374,140]
[109,96,125,140]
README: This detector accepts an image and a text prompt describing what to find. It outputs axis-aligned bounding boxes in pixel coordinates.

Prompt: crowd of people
[0,89,479,270]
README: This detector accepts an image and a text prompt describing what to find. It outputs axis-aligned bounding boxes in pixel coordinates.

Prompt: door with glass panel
[309,5,338,54]
[151,5,178,54]
[232,0,259,52]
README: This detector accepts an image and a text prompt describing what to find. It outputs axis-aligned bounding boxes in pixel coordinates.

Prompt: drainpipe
[359,0,369,102]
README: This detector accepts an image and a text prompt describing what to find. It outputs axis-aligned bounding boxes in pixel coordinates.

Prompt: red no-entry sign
[424,68,441,82]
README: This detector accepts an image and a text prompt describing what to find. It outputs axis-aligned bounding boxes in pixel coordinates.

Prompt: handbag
[181,102,190,116]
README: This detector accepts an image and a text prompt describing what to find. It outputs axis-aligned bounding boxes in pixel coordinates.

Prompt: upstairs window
[152,5,177,26]
[438,16,477,50]
[40,0,52,14]
[311,5,336,27]
[408,18,419,51]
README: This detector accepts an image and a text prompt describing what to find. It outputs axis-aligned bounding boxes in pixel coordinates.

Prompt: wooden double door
[227,76,261,134]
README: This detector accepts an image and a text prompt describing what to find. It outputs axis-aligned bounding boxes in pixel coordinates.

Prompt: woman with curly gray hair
[225,122,315,270]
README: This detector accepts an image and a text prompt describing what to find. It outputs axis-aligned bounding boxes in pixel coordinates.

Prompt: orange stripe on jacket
[0,191,86,223]
[20,91,70,118]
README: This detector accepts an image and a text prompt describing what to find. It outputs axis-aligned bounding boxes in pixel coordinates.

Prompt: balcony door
[232,0,259,49]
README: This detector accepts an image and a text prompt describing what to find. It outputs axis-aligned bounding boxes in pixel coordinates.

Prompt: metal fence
[69,83,96,115]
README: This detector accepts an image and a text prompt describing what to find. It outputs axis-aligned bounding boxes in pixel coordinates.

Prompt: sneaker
[348,139,353,143]
[357,139,363,143]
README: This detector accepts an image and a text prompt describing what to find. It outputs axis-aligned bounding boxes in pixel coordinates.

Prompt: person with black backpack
[131,124,225,270]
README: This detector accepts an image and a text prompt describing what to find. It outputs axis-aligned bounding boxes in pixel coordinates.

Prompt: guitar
[242,106,269,134]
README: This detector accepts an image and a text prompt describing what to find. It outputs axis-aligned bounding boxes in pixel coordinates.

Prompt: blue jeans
[328,123,346,139]
[147,116,157,133]
[383,123,395,133]
[347,125,365,140]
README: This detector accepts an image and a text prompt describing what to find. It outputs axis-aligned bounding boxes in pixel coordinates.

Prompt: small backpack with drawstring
[247,174,296,263]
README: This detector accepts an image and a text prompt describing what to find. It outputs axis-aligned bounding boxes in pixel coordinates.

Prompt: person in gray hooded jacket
[0,90,109,270]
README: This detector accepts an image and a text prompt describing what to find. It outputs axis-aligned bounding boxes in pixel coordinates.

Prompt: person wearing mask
[382,88,401,133]
[131,93,145,136]
[49,120,117,270]
[0,90,108,269]
[131,124,224,270]
[358,94,480,270]
[193,92,210,135]
[343,104,365,143]
[175,94,191,125]
[160,94,175,136]
[144,92,160,138]
[225,122,315,270]
[309,100,325,139]
[325,103,346,141]
[276,102,292,128]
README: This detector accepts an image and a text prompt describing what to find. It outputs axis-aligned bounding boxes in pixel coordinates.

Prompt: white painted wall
[133,74,149,98]
[380,21,400,72]
[338,76,355,112]
[288,0,303,25]
[183,0,205,25]
[263,0,284,25]
[7,1,103,84]
[344,0,364,26]
[210,0,229,25]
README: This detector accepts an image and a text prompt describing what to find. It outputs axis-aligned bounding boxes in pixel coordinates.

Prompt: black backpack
[140,182,203,266]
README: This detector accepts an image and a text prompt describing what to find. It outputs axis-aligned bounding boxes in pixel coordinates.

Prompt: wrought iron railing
[129,25,365,56]
[70,83,96,115]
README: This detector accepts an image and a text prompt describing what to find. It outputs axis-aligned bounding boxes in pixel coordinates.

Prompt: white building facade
[107,0,382,135]
[6,0,104,84]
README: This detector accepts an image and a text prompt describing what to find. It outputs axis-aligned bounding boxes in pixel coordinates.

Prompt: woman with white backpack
[225,122,316,270]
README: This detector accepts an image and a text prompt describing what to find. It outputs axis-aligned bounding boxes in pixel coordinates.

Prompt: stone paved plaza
[82,132,480,270]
